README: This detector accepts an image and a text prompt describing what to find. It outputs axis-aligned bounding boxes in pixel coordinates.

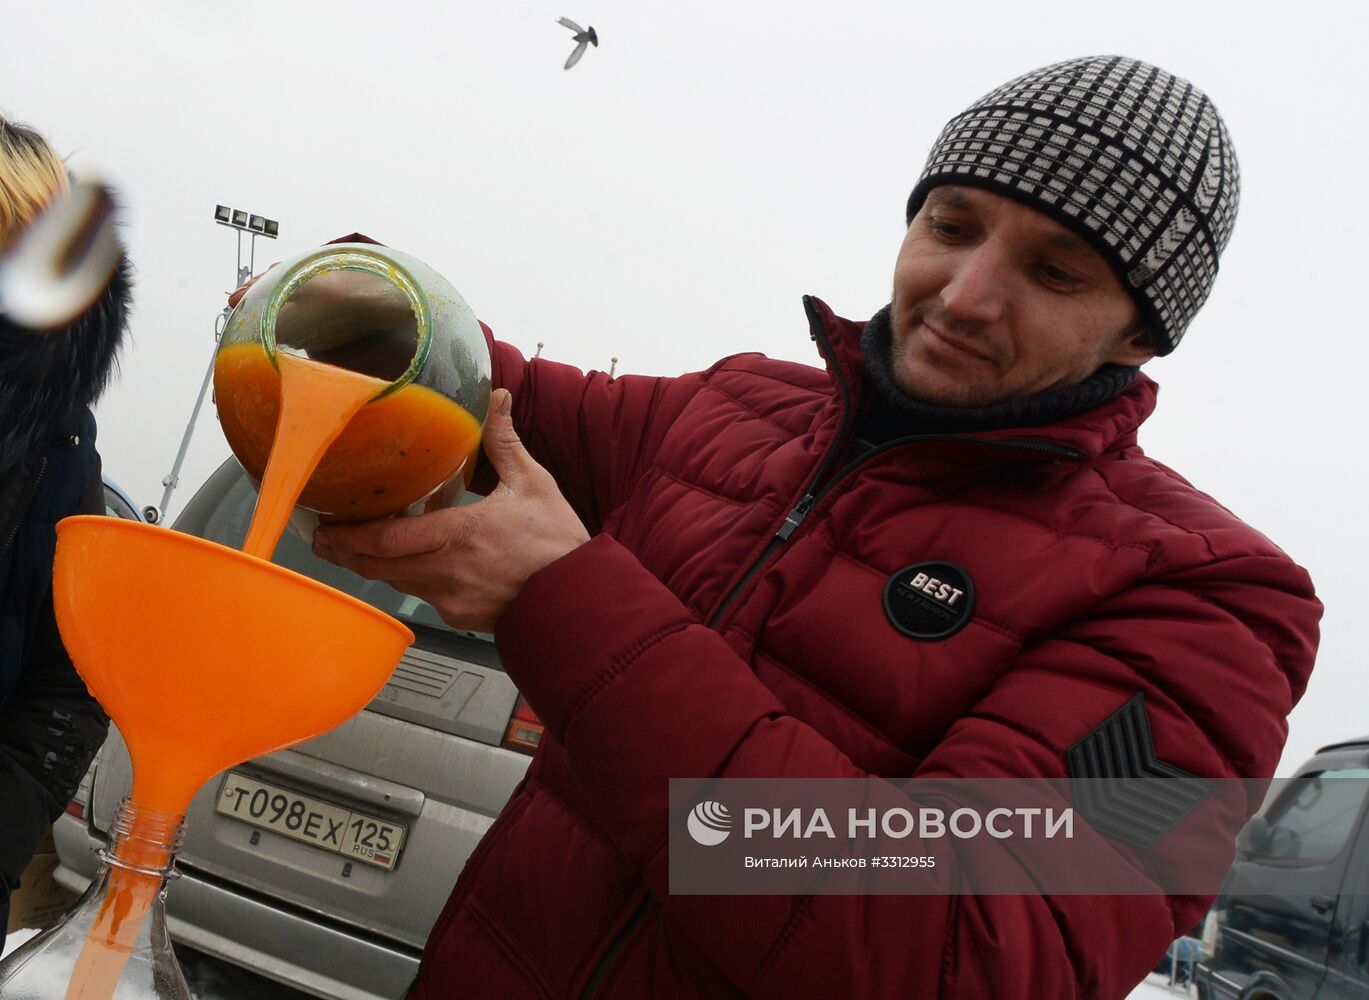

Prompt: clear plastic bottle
[0,800,191,1000]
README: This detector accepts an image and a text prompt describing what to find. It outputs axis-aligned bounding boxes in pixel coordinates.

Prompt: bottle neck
[103,798,186,879]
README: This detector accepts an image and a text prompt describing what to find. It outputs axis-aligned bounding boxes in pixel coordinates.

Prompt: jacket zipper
[578,300,1085,996]
[705,298,1084,631]
[701,297,857,633]
[707,432,1081,633]
[576,897,652,999]
[0,458,48,559]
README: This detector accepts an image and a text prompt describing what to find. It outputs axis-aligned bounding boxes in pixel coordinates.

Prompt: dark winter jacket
[0,259,129,907]
[409,296,1321,999]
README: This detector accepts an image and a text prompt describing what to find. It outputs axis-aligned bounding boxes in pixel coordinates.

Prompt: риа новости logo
[686,800,732,846]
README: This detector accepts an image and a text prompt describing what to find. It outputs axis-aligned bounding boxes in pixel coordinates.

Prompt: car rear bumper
[52,813,420,1000]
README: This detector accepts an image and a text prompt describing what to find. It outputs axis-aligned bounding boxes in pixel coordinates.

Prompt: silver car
[53,460,535,999]
[100,475,146,523]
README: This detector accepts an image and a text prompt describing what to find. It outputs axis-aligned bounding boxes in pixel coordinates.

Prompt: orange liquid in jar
[215,341,483,546]
[62,344,458,997]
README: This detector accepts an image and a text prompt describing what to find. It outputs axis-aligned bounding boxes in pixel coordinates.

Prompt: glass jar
[0,800,191,999]
[213,242,491,532]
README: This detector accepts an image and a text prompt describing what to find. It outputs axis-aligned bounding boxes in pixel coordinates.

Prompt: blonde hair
[0,117,69,246]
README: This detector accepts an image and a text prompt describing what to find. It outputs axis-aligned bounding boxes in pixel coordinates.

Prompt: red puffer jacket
[409,297,1320,999]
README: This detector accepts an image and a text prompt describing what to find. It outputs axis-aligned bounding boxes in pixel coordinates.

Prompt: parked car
[52,459,538,1000]
[100,475,145,522]
[1197,737,1369,999]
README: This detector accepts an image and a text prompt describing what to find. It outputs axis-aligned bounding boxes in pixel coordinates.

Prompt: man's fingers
[315,508,464,560]
[317,547,395,582]
[227,262,280,307]
[482,389,546,493]
[227,275,259,307]
[315,543,455,587]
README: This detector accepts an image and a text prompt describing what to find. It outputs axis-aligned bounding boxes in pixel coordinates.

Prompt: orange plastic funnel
[52,516,414,818]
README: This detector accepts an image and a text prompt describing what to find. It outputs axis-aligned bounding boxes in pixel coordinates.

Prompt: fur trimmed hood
[0,253,130,471]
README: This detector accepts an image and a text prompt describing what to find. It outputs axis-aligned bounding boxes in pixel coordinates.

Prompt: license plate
[215,772,407,871]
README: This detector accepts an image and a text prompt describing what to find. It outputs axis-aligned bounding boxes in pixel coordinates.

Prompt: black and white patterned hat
[906,56,1239,355]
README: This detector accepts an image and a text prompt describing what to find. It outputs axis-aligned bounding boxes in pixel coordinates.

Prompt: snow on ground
[1129,972,1199,998]
[3,930,309,998]
[1,927,42,959]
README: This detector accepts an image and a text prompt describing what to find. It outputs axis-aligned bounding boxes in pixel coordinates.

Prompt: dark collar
[858,304,1139,434]
[800,295,1159,459]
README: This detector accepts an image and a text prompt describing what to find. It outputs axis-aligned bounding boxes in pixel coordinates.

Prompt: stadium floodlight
[214,206,280,240]
[158,203,285,525]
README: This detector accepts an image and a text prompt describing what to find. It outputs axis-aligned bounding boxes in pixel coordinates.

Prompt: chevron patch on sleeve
[1066,693,1215,850]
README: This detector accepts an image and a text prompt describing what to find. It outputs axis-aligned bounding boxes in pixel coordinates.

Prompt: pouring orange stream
[62,352,473,998]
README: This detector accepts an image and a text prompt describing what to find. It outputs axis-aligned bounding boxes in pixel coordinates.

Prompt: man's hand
[227,263,277,307]
[311,388,590,632]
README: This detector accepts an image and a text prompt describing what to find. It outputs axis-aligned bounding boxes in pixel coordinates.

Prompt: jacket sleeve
[0,463,111,898]
[492,535,1320,998]
[471,326,707,534]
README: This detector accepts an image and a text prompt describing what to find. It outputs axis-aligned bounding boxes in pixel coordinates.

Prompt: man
[314,56,1320,997]
[1,118,123,946]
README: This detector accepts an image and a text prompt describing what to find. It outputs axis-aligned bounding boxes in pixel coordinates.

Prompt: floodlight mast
[143,205,279,524]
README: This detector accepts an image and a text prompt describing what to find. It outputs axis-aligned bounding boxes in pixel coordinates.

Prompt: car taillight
[502,695,544,755]
[65,761,97,823]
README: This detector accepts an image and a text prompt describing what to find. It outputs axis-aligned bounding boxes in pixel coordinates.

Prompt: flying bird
[558,17,598,70]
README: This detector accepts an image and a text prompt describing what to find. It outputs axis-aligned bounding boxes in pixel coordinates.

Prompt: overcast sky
[4,1,1366,776]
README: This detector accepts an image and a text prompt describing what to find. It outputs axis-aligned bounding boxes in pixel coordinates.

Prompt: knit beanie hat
[905,56,1239,355]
